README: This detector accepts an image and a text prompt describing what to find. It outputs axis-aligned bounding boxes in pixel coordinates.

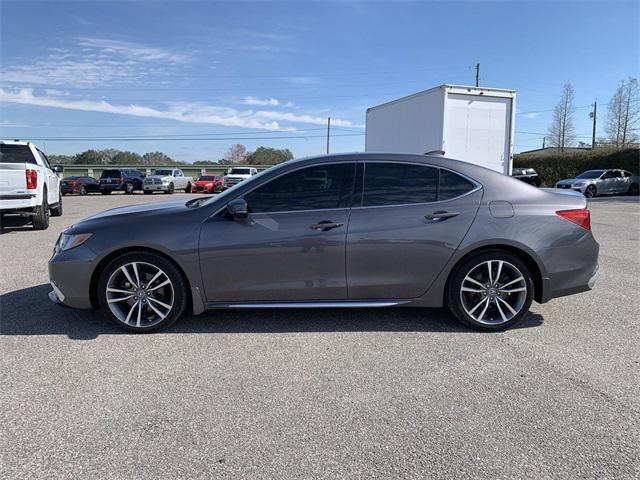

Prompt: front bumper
[556,184,586,194]
[143,184,169,191]
[48,243,97,310]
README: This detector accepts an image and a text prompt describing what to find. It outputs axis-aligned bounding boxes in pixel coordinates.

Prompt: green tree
[110,151,143,164]
[142,151,175,165]
[246,147,294,165]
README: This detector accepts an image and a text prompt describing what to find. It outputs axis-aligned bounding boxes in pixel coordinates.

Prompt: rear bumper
[539,232,600,302]
[0,194,38,211]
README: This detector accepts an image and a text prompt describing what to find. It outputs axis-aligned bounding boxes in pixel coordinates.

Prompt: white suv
[0,140,63,230]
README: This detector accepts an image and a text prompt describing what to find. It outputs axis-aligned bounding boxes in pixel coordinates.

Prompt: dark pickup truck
[511,168,541,187]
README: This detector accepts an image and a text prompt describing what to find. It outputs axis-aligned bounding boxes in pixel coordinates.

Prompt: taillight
[26,169,38,189]
[556,208,591,230]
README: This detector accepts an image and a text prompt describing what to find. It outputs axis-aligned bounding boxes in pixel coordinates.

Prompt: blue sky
[1,0,638,162]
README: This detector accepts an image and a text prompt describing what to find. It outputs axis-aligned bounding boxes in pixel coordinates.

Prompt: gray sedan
[49,153,599,332]
[555,169,639,197]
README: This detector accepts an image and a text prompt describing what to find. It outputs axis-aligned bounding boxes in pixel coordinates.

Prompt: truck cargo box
[365,85,516,175]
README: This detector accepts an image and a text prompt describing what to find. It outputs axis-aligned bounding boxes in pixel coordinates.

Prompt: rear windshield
[199,175,215,181]
[0,144,37,164]
[229,168,252,175]
[63,176,80,181]
[100,169,122,178]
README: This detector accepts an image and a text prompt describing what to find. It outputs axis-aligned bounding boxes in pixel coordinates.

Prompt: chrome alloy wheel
[460,260,528,325]
[106,261,174,328]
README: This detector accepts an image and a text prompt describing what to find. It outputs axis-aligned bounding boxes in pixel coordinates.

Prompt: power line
[19,133,365,142]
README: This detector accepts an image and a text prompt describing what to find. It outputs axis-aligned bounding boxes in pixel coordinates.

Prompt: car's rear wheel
[628,183,639,196]
[80,186,87,196]
[50,191,63,217]
[97,252,188,333]
[447,251,534,331]
[585,185,597,198]
[32,191,50,230]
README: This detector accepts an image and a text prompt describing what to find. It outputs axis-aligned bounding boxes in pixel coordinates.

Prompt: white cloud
[0,38,187,87]
[76,37,187,63]
[520,112,541,119]
[243,96,295,107]
[0,88,359,130]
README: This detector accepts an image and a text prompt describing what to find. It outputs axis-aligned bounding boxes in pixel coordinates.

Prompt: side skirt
[205,300,412,310]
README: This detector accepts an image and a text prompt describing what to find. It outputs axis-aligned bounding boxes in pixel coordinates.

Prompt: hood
[195,179,215,184]
[556,178,589,185]
[145,175,172,180]
[81,199,187,222]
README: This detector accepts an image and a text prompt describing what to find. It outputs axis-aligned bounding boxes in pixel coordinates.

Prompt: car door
[346,161,482,299]
[598,170,616,193]
[173,170,183,189]
[612,170,626,193]
[199,162,357,303]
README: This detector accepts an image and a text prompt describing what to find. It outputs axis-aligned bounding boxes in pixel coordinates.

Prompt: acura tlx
[48,153,599,333]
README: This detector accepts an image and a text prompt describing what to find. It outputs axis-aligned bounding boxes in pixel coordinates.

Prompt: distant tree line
[49,145,294,166]
[547,77,639,151]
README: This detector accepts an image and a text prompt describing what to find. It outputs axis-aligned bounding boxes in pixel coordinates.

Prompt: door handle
[310,221,344,231]
[424,211,460,221]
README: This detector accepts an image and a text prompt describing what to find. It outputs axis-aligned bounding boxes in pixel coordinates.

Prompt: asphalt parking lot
[1,192,639,479]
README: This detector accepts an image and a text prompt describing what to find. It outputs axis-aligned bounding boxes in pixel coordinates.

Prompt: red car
[193,174,224,193]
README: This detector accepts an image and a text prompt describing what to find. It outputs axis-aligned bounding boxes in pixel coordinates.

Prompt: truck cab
[0,140,63,230]
[224,167,258,189]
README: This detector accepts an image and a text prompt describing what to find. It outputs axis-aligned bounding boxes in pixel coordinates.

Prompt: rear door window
[363,162,437,206]
[0,144,37,164]
[439,170,475,200]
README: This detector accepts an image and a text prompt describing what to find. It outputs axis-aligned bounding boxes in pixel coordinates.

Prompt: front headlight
[56,233,92,253]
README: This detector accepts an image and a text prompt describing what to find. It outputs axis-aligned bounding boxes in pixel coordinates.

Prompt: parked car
[99,169,144,195]
[49,153,599,333]
[555,169,639,198]
[143,168,193,194]
[193,174,224,193]
[511,167,541,187]
[0,140,63,230]
[224,167,258,189]
[61,176,100,196]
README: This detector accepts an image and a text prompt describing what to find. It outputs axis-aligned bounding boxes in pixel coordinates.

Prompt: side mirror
[226,198,249,219]
[54,165,64,173]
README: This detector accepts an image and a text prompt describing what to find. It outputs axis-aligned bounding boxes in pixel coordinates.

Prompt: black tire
[80,186,87,196]
[585,185,597,198]
[32,191,50,230]
[165,183,174,194]
[50,191,63,217]
[185,182,192,193]
[143,190,153,195]
[446,250,534,331]
[125,182,134,194]
[627,183,639,196]
[101,190,112,195]
[97,251,188,333]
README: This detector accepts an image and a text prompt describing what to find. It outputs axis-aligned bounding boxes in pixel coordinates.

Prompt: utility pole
[475,63,480,87]
[326,117,331,154]
[590,98,597,149]
[542,136,546,148]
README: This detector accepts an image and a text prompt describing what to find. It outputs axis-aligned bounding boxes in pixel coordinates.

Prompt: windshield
[576,170,604,179]
[198,176,215,181]
[154,169,173,176]
[228,168,252,175]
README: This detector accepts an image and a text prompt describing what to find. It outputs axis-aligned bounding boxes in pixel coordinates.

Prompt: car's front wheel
[585,185,597,198]
[447,251,534,330]
[97,252,188,333]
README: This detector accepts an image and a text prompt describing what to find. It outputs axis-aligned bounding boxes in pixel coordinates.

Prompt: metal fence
[58,164,272,179]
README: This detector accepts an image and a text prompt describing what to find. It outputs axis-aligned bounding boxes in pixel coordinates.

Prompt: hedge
[513,148,640,187]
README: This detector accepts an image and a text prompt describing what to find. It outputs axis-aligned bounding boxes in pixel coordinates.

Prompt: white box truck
[365,85,516,175]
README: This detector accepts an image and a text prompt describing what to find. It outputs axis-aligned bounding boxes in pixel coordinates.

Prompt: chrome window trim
[211,158,482,217]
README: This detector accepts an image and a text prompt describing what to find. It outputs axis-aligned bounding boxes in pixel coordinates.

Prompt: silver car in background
[556,169,639,198]
[48,153,600,333]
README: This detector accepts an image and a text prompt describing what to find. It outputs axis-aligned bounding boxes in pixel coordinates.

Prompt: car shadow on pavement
[0,214,34,233]
[1,284,544,340]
